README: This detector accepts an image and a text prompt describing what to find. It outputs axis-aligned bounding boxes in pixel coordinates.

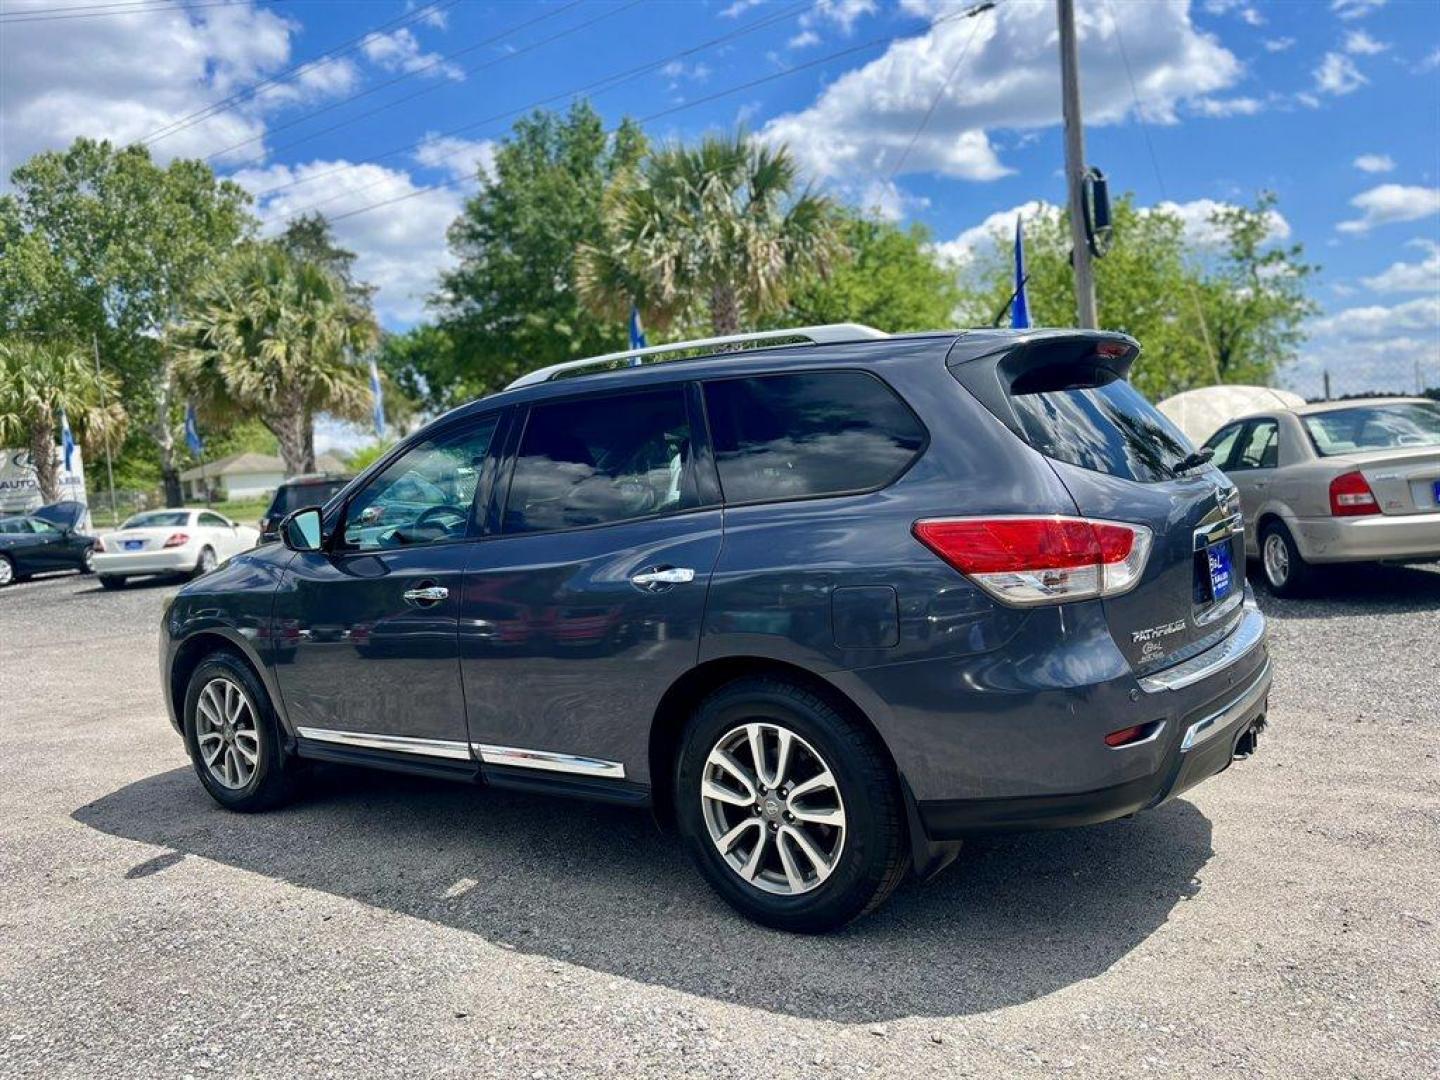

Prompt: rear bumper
[93,549,196,576]
[1293,512,1440,564]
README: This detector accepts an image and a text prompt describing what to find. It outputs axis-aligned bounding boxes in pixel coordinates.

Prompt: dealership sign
[0,446,87,515]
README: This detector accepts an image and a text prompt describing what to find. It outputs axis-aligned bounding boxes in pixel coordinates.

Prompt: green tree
[374,322,460,414]
[0,139,253,503]
[0,338,126,504]
[577,131,845,337]
[784,211,960,331]
[277,212,376,307]
[433,102,648,396]
[175,243,379,475]
[955,194,1317,399]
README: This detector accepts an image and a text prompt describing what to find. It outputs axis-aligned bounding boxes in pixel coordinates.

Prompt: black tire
[98,575,127,590]
[80,547,95,575]
[0,554,13,588]
[182,650,298,812]
[675,677,908,933]
[192,546,217,579]
[1259,519,1315,597]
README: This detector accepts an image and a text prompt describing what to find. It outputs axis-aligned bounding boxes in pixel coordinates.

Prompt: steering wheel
[414,504,468,534]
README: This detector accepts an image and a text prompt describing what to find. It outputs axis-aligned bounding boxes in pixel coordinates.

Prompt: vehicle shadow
[1250,560,1440,618]
[74,765,1213,1022]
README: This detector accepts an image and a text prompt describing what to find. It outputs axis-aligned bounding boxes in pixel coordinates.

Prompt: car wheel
[80,547,95,574]
[98,575,127,590]
[675,678,908,932]
[1260,520,1314,597]
[183,651,298,812]
[193,546,217,578]
[0,554,13,587]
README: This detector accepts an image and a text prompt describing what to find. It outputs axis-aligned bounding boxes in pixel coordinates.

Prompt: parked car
[0,501,95,586]
[94,508,260,588]
[160,325,1271,932]
[1202,397,1440,596]
[258,474,351,542]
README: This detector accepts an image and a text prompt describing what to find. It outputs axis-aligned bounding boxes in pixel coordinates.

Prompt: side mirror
[280,507,324,552]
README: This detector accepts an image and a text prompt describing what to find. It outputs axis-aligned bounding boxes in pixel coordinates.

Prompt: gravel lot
[1,563,1437,1079]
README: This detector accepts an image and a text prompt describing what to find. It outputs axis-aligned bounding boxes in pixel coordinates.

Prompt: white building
[180,452,347,502]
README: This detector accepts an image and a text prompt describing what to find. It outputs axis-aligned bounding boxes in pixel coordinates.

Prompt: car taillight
[912,516,1153,606]
[1329,471,1379,517]
[163,532,190,548]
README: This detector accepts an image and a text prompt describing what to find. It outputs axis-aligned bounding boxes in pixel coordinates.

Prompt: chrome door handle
[631,567,695,588]
[403,585,449,603]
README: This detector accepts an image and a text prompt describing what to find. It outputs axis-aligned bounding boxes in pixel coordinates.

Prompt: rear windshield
[1303,403,1440,456]
[268,479,347,517]
[122,511,190,529]
[1008,374,1193,484]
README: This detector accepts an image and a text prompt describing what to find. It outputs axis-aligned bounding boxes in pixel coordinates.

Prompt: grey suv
[160,325,1272,931]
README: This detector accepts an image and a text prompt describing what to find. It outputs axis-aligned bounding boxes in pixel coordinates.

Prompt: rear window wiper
[1172,446,1215,475]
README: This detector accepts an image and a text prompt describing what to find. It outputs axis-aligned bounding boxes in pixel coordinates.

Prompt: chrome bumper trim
[295,727,473,761]
[1139,600,1267,693]
[1180,657,1272,752]
[473,743,626,779]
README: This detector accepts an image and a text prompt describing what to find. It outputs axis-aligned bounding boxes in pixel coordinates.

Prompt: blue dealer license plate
[1206,541,1234,601]
[124,540,144,551]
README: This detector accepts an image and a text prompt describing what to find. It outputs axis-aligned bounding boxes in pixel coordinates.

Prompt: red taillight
[163,532,190,548]
[912,516,1153,606]
[1328,471,1379,517]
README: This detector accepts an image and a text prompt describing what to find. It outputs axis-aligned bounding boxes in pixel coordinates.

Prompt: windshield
[1303,403,1440,456]
[122,511,191,529]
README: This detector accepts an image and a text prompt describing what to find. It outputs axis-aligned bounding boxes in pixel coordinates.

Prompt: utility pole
[1056,0,1098,329]
[91,333,120,527]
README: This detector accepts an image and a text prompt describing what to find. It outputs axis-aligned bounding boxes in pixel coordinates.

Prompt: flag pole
[91,332,120,527]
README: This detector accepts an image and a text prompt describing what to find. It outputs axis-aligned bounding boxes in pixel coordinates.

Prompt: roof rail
[506,323,889,390]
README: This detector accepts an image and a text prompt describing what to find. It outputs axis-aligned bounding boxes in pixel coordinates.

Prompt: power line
[254,0,813,213]
[0,0,248,22]
[139,0,462,146]
[203,0,605,165]
[321,3,992,228]
[1104,0,1222,381]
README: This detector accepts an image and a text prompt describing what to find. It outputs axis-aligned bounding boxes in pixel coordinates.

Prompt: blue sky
[3,0,1438,417]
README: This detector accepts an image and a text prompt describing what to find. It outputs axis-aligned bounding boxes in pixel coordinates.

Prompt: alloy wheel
[82,548,94,573]
[0,557,11,586]
[1263,532,1290,587]
[699,722,846,896]
[197,548,217,574]
[195,677,260,790]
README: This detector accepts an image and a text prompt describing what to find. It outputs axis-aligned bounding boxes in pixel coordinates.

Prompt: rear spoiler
[946,330,1140,441]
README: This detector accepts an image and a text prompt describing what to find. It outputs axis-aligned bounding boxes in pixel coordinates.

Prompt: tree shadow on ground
[75,764,1213,1022]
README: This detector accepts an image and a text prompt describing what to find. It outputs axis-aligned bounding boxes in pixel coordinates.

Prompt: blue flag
[60,408,75,473]
[184,402,204,456]
[369,357,386,437]
[1012,215,1030,330]
[627,303,647,367]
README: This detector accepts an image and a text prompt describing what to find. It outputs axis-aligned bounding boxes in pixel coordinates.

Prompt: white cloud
[1285,292,1438,398]
[360,28,463,81]
[1342,29,1388,55]
[788,30,821,49]
[857,179,929,223]
[1337,184,1440,234]
[1309,296,1439,342]
[233,160,463,325]
[1361,240,1440,293]
[0,0,341,176]
[1239,7,1265,27]
[1192,96,1264,117]
[1262,37,1295,53]
[931,200,1060,267]
[720,0,764,17]
[761,0,1242,186]
[1152,198,1291,248]
[1331,0,1386,20]
[660,60,712,87]
[413,133,497,184]
[1418,48,1440,73]
[1314,52,1367,95]
[1353,153,1396,174]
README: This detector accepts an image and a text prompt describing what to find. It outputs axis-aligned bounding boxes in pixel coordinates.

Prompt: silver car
[1203,397,1440,595]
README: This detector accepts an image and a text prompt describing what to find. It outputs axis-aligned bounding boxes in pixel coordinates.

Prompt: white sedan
[92,508,260,589]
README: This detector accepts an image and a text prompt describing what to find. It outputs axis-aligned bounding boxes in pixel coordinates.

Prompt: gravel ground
[1,564,1437,1079]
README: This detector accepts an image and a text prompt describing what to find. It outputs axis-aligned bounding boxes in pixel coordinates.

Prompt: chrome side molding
[294,726,473,761]
[473,743,626,779]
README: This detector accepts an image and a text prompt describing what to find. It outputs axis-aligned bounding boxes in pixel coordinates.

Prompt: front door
[460,384,721,788]
[271,414,501,760]
[1225,418,1280,553]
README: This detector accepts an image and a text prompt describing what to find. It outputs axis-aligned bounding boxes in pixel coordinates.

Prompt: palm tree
[176,243,379,476]
[0,338,126,505]
[576,132,846,338]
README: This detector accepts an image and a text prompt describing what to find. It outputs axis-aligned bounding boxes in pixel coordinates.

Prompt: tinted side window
[703,372,925,504]
[342,417,497,550]
[1203,423,1244,469]
[1232,420,1279,470]
[503,387,696,534]
[199,512,229,528]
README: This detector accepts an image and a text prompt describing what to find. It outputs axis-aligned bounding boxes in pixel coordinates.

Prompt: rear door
[953,336,1245,676]
[459,383,721,787]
